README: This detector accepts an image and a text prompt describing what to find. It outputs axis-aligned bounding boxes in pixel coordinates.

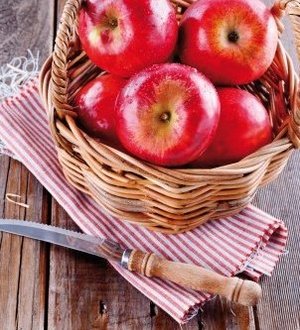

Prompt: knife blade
[0,219,126,262]
[0,219,262,306]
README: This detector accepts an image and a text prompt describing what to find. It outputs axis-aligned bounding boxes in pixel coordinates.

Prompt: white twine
[235,240,265,275]
[236,241,289,277]
[0,50,39,159]
[0,140,15,158]
[0,49,39,102]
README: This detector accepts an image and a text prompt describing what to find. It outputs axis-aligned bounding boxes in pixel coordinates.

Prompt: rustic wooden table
[1,0,300,329]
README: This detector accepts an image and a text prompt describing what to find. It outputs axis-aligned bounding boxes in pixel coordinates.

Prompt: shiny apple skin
[179,0,278,85]
[192,88,273,168]
[115,63,220,167]
[74,74,127,146]
[79,0,178,78]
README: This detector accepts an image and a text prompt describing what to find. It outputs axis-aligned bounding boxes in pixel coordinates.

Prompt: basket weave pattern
[40,0,300,233]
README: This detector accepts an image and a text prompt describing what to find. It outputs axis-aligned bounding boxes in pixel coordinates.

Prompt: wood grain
[0,158,49,329]
[0,0,55,67]
[253,152,300,330]
[200,297,258,330]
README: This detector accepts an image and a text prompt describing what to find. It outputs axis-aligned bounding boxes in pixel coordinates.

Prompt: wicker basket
[40,0,300,234]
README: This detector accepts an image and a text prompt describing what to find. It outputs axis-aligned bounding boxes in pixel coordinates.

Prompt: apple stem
[228,31,239,43]
[160,112,171,122]
[108,18,118,29]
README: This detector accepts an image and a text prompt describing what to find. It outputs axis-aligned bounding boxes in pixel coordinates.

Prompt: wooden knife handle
[127,250,261,306]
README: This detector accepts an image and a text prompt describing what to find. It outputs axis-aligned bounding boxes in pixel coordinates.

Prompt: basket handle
[272,0,300,148]
[273,0,300,44]
[51,0,83,119]
[127,250,262,306]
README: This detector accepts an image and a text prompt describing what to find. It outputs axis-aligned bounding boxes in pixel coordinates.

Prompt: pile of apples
[75,0,277,167]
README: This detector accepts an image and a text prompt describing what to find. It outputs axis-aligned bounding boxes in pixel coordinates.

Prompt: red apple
[74,74,127,146]
[192,88,273,168]
[78,0,178,77]
[178,0,278,85]
[115,63,220,167]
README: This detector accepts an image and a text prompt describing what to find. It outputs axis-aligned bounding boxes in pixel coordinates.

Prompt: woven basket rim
[38,0,300,233]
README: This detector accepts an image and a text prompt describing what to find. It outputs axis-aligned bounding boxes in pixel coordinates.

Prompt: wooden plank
[56,0,68,30]
[199,297,255,330]
[0,159,50,329]
[0,0,55,67]
[0,156,10,215]
[152,310,200,329]
[15,174,51,330]
[0,0,55,329]
[253,152,300,330]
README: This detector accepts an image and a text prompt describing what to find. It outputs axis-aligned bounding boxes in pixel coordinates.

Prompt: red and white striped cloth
[0,78,287,323]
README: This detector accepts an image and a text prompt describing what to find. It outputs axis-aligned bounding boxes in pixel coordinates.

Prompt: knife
[0,219,261,306]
